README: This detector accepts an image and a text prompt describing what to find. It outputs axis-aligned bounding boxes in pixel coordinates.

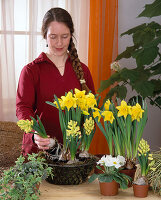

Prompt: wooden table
[40,180,160,200]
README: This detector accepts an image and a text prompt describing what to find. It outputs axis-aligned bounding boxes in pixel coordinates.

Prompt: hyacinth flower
[137,139,153,177]
[17,115,47,138]
[66,120,81,162]
[17,116,55,148]
[79,117,95,157]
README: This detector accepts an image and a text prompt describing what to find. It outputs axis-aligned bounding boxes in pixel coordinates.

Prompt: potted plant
[147,148,161,196]
[92,98,147,170]
[17,88,97,185]
[98,0,161,109]
[88,155,132,196]
[133,139,154,197]
[0,153,53,200]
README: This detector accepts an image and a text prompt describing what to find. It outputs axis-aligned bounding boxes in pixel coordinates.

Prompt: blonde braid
[68,38,90,93]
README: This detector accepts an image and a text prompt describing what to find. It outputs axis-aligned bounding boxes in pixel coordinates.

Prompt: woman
[16,8,95,156]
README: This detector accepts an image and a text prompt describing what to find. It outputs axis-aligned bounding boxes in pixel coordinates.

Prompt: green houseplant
[0,153,53,200]
[98,0,161,109]
[88,155,132,196]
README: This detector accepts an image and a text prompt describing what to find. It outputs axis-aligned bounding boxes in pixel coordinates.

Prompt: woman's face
[46,21,71,56]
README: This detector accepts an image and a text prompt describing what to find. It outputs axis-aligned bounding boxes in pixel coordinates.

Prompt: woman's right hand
[34,134,50,150]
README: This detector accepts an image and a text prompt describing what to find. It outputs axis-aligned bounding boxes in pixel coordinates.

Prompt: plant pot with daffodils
[17,89,98,185]
[133,139,154,198]
[88,155,132,196]
[92,98,148,185]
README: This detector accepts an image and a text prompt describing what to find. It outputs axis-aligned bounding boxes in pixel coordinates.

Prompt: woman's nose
[57,37,63,46]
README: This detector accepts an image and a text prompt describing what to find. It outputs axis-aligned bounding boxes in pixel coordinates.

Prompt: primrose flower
[101,111,115,123]
[66,120,81,138]
[61,92,76,110]
[93,108,101,122]
[17,119,33,133]
[104,99,111,111]
[97,155,125,169]
[110,61,121,72]
[83,117,95,135]
[131,103,144,122]
[116,100,132,119]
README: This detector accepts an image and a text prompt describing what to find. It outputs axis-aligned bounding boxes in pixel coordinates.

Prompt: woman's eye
[62,35,68,39]
[50,35,56,39]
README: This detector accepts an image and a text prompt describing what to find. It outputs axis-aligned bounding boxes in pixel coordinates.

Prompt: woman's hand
[34,134,50,150]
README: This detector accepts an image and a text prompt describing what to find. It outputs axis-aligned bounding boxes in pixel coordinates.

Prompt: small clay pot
[119,167,137,187]
[99,180,118,196]
[133,184,149,198]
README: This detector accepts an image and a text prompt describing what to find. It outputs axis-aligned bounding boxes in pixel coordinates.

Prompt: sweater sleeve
[16,64,39,156]
[16,65,37,120]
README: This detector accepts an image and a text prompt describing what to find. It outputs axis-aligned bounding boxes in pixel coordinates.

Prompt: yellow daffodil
[17,119,33,133]
[85,93,97,109]
[74,88,86,99]
[61,92,76,110]
[104,99,111,111]
[53,98,65,110]
[83,117,94,135]
[66,120,81,138]
[116,100,132,119]
[101,111,115,123]
[93,108,101,122]
[131,103,144,121]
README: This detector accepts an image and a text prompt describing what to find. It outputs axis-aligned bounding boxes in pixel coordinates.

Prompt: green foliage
[98,0,161,109]
[0,153,53,200]
[88,165,132,189]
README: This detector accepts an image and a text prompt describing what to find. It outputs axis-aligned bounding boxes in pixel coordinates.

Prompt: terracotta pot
[120,167,137,187]
[99,180,118,196]
[133,184,149,198]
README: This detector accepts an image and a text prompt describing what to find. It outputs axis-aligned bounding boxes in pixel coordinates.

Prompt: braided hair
[41,7,90,93]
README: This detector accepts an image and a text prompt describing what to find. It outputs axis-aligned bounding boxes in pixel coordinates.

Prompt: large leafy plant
[98,0,161,109]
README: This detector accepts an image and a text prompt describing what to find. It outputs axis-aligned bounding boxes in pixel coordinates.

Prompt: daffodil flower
[93,108,101,122]
[101,111,115,123]
[131,103,144,121]
[116,100,132,119]
[104,99,111,111]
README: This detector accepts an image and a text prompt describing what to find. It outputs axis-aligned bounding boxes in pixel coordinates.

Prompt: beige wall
[118,0,161,150]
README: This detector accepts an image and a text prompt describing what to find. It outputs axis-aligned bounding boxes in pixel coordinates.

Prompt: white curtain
[0,0,90,122]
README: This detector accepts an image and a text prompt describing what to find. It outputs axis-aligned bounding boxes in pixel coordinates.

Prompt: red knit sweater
[16,52,95,155]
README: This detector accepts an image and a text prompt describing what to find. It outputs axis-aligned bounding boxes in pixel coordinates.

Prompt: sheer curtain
[0,0,90,122]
